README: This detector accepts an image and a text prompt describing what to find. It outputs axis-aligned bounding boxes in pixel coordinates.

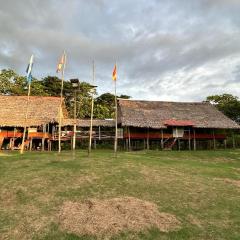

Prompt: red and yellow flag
[56,52,66,73]
[112,64,117,81]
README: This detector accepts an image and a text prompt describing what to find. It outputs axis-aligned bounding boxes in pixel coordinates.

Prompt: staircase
[164,138,177,150]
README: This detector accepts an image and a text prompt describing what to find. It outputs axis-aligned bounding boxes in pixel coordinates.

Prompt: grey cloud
[0,0,240,101]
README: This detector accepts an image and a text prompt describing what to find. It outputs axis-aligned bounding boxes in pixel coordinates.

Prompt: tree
[206,94,240,122]
[95,93,131,118]
[0,68,131,119]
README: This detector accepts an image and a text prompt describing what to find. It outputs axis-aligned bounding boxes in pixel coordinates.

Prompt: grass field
[0,150,240,240]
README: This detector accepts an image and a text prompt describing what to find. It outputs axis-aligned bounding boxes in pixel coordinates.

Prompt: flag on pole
[112,64,117,81]
[56,52,66,73]
[26,55,34,83]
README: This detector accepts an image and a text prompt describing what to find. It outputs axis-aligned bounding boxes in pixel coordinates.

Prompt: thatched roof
[0,95,68,127]
[62,119,115,127]
[118,99,240,129]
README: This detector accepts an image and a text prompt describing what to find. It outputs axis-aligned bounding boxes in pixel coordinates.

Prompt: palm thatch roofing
[118,99,240,129]
[62,119,115,127]
[0,95,68,127]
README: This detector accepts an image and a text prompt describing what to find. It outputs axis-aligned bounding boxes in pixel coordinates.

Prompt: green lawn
[0,150,240,240]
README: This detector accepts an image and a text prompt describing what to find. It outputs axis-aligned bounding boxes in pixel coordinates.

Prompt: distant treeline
[0,69,130,119]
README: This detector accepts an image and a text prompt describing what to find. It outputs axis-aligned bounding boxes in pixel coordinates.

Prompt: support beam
[128,127,131,151]
[42,125,46,151]
[232,130,236,149]
[161,129,164,150]
[188,128,191,150]
[126,138,128,151]
[30,138,33,151]
[146,127,149,150]
[213,129,216,150]
[99,126,101,140]
[224,139,227,149]
[193,129,196,151]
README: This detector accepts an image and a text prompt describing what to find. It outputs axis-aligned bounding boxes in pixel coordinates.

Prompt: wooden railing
[0,131,23,138]
[28,132,51,139]
[51,131,116,140]
[123,133,227,140]
[0,131,51,139]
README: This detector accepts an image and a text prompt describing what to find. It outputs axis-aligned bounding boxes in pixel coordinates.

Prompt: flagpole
[88,60,95,156]
[114,63,118,157]
[20,82,31,154]
[58,51,66,153]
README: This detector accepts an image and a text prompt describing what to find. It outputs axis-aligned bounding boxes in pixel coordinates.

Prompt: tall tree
[206,94,240,122]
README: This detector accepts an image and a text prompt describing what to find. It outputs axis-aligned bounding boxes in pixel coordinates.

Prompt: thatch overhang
[118,99,240,129]
[0,95,68,127]
[62,119,115,127]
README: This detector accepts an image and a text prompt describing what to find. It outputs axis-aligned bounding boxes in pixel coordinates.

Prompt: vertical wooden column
[98,126,101,140]
[213,129,216,150]
[178,138,181,151]
[161,129,164,150]
[193,129,196,151]
[128,127,131,151]
[232,130,236,149]
[188,128,191,150]
[42,124,46,151]
[224,139,227,149]
[94,139,96,149]
[147,127,149,150]
[126,139,128,151]
[29,138,33,151]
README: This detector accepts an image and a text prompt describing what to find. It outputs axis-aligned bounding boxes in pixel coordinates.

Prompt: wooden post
[94,139,96,149]
[114,64,118,157]
[188,128,191,150]
[98,126,101,140]
[224,139,227,149]
[147,127,149,150]
[193,129,196,151]
[29,138,33,151]
[232,130,236,149]
[161,129,164,149]
[178,138,181,151]
[73,89,77,151]
[57,51,66,153]
[213,129,216,150]
[88,61,95,156]
[20,83,31,154]
[128,127,131,151]
[20,55,34,154]
[143,139,146,150]
[126,138,128,151]
[42,125,46,151]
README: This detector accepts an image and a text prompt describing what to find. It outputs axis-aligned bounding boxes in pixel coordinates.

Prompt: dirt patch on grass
[214,178,240,188]
[58,197,180,237]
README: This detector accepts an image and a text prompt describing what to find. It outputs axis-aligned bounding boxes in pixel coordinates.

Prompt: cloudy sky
[0,0,240,101]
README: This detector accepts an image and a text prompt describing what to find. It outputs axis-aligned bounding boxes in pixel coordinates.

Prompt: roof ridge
[118,99,207,104]
[0,95,61,99]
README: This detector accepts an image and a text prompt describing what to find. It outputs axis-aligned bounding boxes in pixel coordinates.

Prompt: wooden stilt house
[0,96,68,150]
[117,99,240,150]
